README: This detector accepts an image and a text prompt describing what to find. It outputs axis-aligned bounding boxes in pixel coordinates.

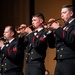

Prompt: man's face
[32,17,43,29]
[3,27,13,41]
[61,8,73,22]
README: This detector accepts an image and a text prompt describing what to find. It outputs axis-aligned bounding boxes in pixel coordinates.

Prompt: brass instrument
[15,18,62,32]
[15,25,33,31]
[15,25,34,37]
[43,18,63,31]
[44,18,62,25]
[15,18,63,36]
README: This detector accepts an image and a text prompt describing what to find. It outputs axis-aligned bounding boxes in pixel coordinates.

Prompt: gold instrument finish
[44,18,62,25]
[15,25,33,32]
[15,18,63,34]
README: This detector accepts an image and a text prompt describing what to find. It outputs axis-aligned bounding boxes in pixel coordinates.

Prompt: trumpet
[15,25,33,32]
[15,24,34,37]
[44,18,62,25]
[15,18,63,34]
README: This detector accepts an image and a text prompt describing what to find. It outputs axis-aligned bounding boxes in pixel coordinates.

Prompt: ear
[40,19,43,24]
[70,11,73,17]
[11,32,14,37]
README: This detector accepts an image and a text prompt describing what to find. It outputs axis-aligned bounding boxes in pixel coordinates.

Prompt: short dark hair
[62,4,74,12]
[32,13,45,23]
[5,26,16,37]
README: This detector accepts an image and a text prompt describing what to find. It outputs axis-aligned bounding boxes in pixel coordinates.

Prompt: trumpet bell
[15,26,26,31]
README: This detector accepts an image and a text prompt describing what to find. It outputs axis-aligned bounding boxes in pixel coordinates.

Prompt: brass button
[61,48,63,50]
[2,54,4,56]
[5,63,7,65]
[31,52,33,54]
[60,55,62,57]
[31,57,32,59]
[57,50,59,52]
[2,65,4,67]
[28,53,30,55]
[5,68,7,70]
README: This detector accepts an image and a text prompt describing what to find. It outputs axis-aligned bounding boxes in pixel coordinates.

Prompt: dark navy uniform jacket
[0,38,24,73]
[18,28,54,63]
[54,19,75,60]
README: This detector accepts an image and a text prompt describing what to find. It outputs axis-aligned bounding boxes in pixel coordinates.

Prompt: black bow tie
[65,22,69,26]
[35,30,38,33]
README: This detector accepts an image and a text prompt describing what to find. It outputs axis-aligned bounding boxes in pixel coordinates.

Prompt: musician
[17,13,55,75]
[0,26,24,75]
[48,4,75,75]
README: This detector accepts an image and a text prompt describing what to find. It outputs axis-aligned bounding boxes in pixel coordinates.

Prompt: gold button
[57,50,59,52]
[5,68,7,70]
[2,65,4,67]
[5,63,7,65]
[61,48,63,50]
[28,53,30,55]
[31,52,33,54]
[2,54,4,56]
[60,55,62,57]
[31,57,32,59]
